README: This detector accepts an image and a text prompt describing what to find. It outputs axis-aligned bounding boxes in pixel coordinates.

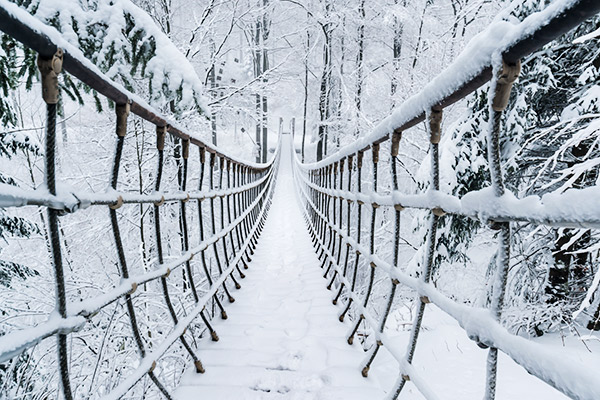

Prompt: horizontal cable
[0,172,269,211]
[294,172,438,400]
[299,170,600,229]
[101,171,275,400]
[0,167,273,363]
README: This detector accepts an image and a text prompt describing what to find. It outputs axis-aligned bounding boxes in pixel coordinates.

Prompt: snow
[0,0,598,397]
[0,173,269,210]
[296,174,600,229]
[29,0,209,111]
[101,152,278,400]
[573,26,600,44]
[175,134,385,399]
[0,162,274,368]
[0,314,86,364]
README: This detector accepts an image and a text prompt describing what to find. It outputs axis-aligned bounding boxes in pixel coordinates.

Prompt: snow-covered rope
[0,4,283,398]
[293,1,600,399]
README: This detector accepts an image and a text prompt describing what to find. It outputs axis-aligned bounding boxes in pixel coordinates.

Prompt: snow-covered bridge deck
[175,136,384,399]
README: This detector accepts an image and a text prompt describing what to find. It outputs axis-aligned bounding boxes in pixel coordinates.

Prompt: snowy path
[175,135,385,399]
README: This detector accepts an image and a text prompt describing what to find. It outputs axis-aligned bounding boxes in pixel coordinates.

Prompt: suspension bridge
[1,0,600,399]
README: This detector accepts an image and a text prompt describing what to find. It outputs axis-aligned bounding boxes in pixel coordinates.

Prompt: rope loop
[492,59,521,112]
[182,138,190,159]
[432,207,446,217]
[115,102,130,137]
[372,143,380,163]
[156,125,167,151]
[37,48,63,104]
[357,151,364,168]
[391,129,402,157]
[128,282,138,295]
[109,195,124,210]
[429,108,443,144]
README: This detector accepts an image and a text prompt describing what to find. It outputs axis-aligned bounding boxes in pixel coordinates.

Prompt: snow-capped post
[38,48,73,400]
[484,58,520,400]
[394,107,443,397]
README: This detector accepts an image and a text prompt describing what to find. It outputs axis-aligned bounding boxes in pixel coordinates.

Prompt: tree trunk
[391,0,405,108]
[254,11,262,162]
[355,0,365,137]
[409,2,429,86]
[261,0,270,163]
[316,4,332,161]
[302,16,310,162]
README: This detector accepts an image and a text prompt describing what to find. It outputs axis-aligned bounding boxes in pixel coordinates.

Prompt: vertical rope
[348,144,379,345]
[333,156,353,305]
[197,148,227,323]
[393,109,443,398]
[339,151,363,323]
[37,49,74,400]
[362,132,403,377]
[484,59,520,400]
[209,153,235,303]
[46,105,73,400]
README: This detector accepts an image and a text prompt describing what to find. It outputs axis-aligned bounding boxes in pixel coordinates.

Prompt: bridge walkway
[175,135,385,399]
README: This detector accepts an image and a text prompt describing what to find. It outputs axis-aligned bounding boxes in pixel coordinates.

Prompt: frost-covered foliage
[3,0,208,117]
[0,19,40,392]
[420,3,600,334]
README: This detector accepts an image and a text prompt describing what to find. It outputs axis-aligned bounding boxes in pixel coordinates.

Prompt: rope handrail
[293,1,600,399]
[0,0,271,170]
[300,0,600,169]
[0,173,270,211]
[0,168,275,363]
[294,170,600,399]
[0,3,282,399]
[300,176,600,229]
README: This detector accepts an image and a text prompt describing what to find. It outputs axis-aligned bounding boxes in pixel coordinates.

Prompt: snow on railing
[0,3,282,399]
[293,1,600,399]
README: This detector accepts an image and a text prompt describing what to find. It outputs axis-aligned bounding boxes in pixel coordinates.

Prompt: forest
[0,0,599,398]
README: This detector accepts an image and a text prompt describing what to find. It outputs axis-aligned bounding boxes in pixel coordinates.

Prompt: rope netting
[0,5,280,399]
[293,1,600,399]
